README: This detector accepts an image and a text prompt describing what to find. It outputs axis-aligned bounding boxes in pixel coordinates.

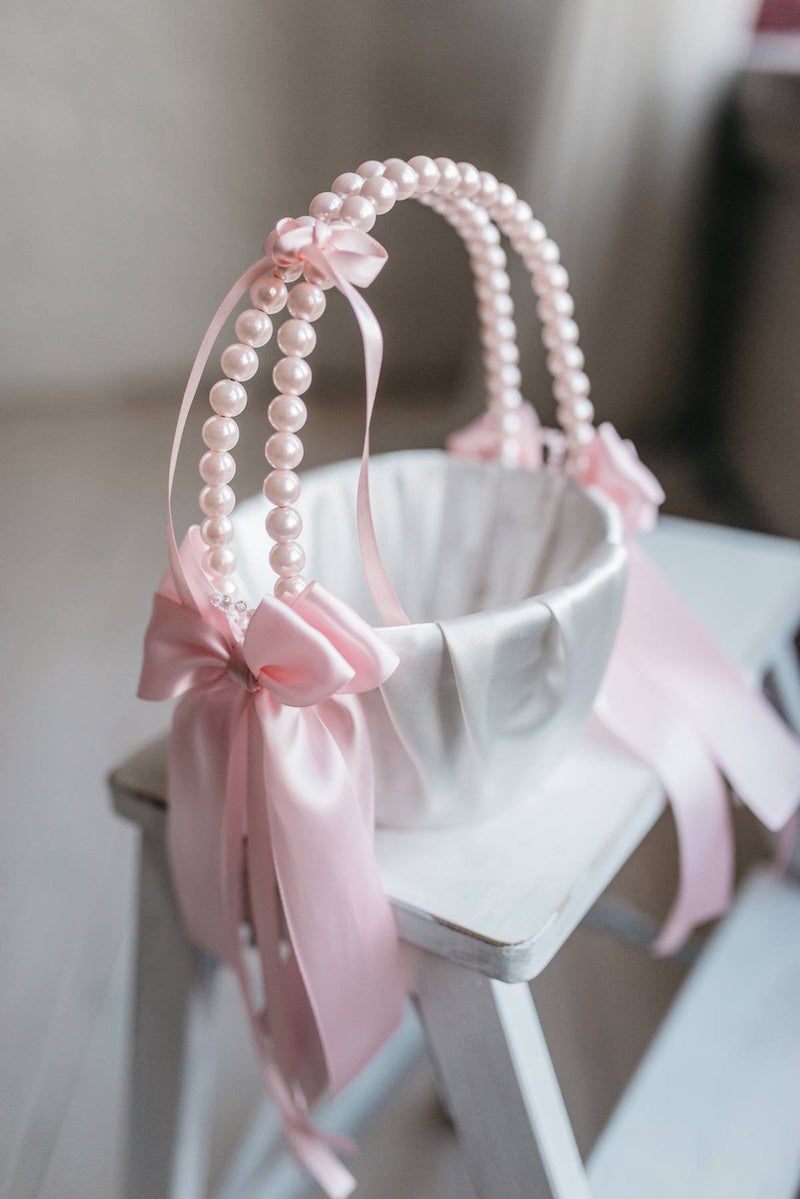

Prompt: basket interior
[234,449,616,626]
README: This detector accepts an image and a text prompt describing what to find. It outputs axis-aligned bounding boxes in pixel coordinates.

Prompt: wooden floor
[1,388,733,1199]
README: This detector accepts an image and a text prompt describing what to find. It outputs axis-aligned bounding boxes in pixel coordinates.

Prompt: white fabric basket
[235,448,626,826]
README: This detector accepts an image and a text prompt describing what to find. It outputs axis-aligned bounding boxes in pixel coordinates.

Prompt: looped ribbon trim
[449,406,800,951]
[141,216,415,1196]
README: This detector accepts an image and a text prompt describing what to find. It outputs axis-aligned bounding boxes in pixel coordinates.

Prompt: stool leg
[770,636,800,878]
[126,828,218,1199]
[414,952,590,1199]
[770,635,800,736]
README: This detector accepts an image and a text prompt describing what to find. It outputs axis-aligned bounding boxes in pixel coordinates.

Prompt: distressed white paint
[588,869,800,1199]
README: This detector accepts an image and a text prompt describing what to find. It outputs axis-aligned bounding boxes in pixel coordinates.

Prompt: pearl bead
[340,194,376,232]
[277,318,316,358]
[273,356,312,395]
[356,159,385,179]
[486,343,520,370]
[360,175,397,215]
[251,275,288,314]
[537,293,575,322]
[302,260,335,290]
[201,515,234,546]
[203,416,239,451]
[562,397,594,424]
[203,545,236,577]
[477,171,499,206]
[549,344,585,374]
[499,410,522,435]
[509,200,534,228]
[199,484,235,516]
[566,366,592,395]
[268,394,307,432]
[234,309,273,348]
[488,268,511,293]
[516,219,546,252]
[479,293,514,319]
[332,172,364,197]
[481,244,507,270]
[274,263,303,283]
[493,315,517,343]
[209,380,247,417]
[455,162,481,197]
[567,423,594,448]
[492,183,517,213]
[266,505,302,542]
[274,574,308,601]
[199,450,236,486]
[473,223,501,248]
[263,469,301,506]
[494,387,523,409]
[270,540,306,576]
[535,239,561,267]
[540,263,569,292]
[554,370,590,400]
[433,157,460,193]
[221,343,258,382]
[266,431,303,470]
[287,283,326,322]
[542,318,579,349]
[480,323,515,350]
[489,363,522,389]
[309,191,342,221]
[408,155,440,194]
[383,159,417,200]
[218,578,239,599]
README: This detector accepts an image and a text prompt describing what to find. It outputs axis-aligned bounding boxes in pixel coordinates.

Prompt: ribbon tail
[245,701,328,1103]
[595,655,735,954]
[625,541,800,831]
[302,243,410,628]
[221,702,356,1198]
[256,691,407,1095]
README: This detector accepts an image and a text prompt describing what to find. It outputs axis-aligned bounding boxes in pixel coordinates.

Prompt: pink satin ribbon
[140,530,405,1196]
[140,219,413,1196]
[449,408,800,951]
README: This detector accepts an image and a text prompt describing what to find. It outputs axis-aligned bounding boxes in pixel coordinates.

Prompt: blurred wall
[0,0,552,410]
[2,0,759,437]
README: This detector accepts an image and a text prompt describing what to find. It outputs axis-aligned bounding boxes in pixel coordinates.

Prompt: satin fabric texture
[139,528,406,1198]
[235,450,628,827]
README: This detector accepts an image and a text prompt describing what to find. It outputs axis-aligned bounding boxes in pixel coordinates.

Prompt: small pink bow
[264,216,389,291]
[139,529,405,1198]
[445,400,546,469]
[577,422,665,533]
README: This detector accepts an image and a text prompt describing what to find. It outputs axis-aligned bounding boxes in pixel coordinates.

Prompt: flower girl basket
[137,155,689,1196]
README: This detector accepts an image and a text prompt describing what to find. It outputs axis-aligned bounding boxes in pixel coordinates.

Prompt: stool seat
[112,516,800,983]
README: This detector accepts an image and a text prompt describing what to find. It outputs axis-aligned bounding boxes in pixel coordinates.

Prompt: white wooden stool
[111,517,800,1199]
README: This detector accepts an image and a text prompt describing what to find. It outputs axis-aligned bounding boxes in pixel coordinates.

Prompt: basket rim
[234,448,627,632]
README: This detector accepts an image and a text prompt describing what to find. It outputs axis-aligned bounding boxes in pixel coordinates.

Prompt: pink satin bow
[139,528,405,1197]
[448,411,800,951]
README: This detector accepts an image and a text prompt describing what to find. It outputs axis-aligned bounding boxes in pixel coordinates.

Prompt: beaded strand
[196,157,594,606]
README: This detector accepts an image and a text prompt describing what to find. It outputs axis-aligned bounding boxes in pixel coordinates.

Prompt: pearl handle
[195,157,596,602]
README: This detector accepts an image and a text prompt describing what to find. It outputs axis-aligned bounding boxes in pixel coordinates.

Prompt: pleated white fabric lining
[234,450,626,826]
